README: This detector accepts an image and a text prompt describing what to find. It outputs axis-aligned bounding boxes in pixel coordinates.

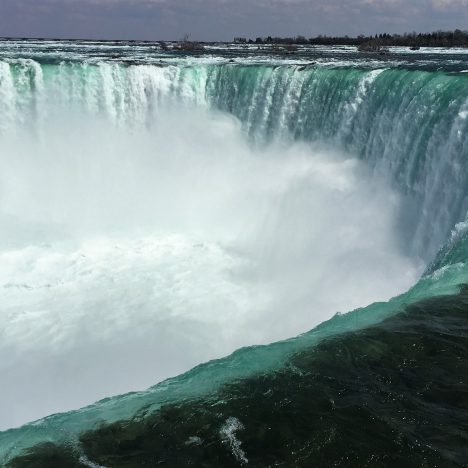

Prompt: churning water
[0,41,467,463]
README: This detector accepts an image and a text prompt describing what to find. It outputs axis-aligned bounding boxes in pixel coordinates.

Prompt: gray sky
[0,0,467,41]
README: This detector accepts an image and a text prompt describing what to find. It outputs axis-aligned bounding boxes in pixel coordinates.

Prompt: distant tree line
[235,30,468,48]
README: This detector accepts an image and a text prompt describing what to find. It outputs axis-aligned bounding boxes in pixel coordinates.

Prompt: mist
[0,106,423,429]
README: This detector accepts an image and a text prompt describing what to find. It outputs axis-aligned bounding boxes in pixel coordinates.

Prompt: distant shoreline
[0,29,467,49]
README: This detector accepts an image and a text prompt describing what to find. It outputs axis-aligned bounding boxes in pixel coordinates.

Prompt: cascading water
[2,58,466,257]
[0,41,467,465]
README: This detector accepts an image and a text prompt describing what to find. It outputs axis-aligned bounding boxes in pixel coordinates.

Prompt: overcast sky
[0,0,467,41]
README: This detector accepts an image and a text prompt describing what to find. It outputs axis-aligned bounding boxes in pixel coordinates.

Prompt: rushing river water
[0,41,467,466]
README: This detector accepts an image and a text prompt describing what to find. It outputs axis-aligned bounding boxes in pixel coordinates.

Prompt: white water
[0,106,422,429]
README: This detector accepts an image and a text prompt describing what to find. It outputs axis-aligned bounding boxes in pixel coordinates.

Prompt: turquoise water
[0,41,467,464]
[2,59,467,258]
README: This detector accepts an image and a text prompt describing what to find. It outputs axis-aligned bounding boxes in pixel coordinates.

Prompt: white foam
[220,417,248,464]
[0,107,422,429]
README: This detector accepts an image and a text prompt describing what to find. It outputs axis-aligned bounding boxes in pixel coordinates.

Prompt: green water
[1,41,467,465]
